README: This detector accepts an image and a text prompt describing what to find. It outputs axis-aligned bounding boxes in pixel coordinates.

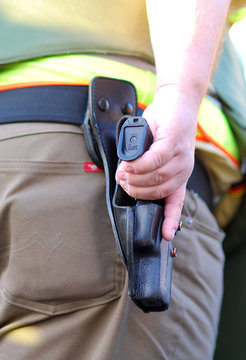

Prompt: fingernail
[125,166,135,174]
[120,180,128,193]
[117,170,127,181]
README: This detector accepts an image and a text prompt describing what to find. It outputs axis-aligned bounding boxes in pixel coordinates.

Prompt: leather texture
[0,85,89,125]
[114,116,173,312]
[84,76,137,265]
[84,77,173,312]
[113,185,173,312]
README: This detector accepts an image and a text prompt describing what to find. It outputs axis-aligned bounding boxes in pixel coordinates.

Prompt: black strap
[0,82,213,208]
[187,157,213,209]
[86,77,138,266]
[0,85,88,125]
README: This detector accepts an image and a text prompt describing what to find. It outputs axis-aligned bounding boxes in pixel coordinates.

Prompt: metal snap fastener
[98,98,109,111]
[177,221,182,232]
[175,221,182,236]
[187,217,193,225]
[170,248,178,258]
[122,102,133,115]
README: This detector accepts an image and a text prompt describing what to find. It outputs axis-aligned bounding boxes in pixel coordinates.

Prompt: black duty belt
[0,85,89,125]
[0,82,213,208]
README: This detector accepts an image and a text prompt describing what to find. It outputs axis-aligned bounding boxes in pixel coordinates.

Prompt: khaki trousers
[0,123,225,360]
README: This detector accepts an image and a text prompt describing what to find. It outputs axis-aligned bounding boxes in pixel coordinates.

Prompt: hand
[116,85,197,241]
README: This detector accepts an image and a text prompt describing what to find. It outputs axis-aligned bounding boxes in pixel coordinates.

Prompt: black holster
[83,76,174,312]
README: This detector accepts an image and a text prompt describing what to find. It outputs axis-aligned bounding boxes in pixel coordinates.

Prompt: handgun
[116,116,175,312]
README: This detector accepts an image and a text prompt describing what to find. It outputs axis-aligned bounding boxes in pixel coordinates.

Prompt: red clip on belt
[0,83,212,207]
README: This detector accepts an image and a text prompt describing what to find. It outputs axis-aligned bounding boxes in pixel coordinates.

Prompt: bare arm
[116,0,231,240]
[147,0,230,91]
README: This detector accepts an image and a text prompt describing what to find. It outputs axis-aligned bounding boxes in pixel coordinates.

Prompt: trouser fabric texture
[0,122,225,360]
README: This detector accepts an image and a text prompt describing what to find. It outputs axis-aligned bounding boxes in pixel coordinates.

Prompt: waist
[0,82,213,209]
[0,53,241,168]
[0,54,156,110]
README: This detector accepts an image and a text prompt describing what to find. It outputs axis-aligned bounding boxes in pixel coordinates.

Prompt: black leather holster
[83,77,174,312]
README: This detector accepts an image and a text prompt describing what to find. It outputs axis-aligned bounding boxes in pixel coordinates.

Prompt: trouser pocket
[169,189,225,360]
[0,124,125,317]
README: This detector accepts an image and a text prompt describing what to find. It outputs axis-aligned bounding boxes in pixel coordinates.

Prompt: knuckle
[152,149,165,169]
[152,171,166,185]
[153,186,167,200]
[127,185,138,199]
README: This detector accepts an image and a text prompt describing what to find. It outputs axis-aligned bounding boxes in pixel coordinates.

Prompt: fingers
[114,91,195,241]
[117,140,172,175]
[118,172,185,201]
[116,149,193,201]
[161,184,186,241]
[117,153,188,188]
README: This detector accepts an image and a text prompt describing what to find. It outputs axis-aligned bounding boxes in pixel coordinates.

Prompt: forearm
[146,0,231,106]
[117,0,232,241]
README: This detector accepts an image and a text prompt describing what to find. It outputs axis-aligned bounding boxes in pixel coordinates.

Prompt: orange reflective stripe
[196,127,206,141]
[137,102,147,111]
[0,81,149,113]
[0,81,90,92]
[197,122,240,168]
[229,183,246,197]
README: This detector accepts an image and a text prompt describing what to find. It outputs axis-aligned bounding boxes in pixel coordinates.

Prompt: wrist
[155,76,206,118]
[156,52,212,107]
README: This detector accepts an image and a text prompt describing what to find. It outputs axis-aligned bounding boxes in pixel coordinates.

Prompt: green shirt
[0,0,153,65]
